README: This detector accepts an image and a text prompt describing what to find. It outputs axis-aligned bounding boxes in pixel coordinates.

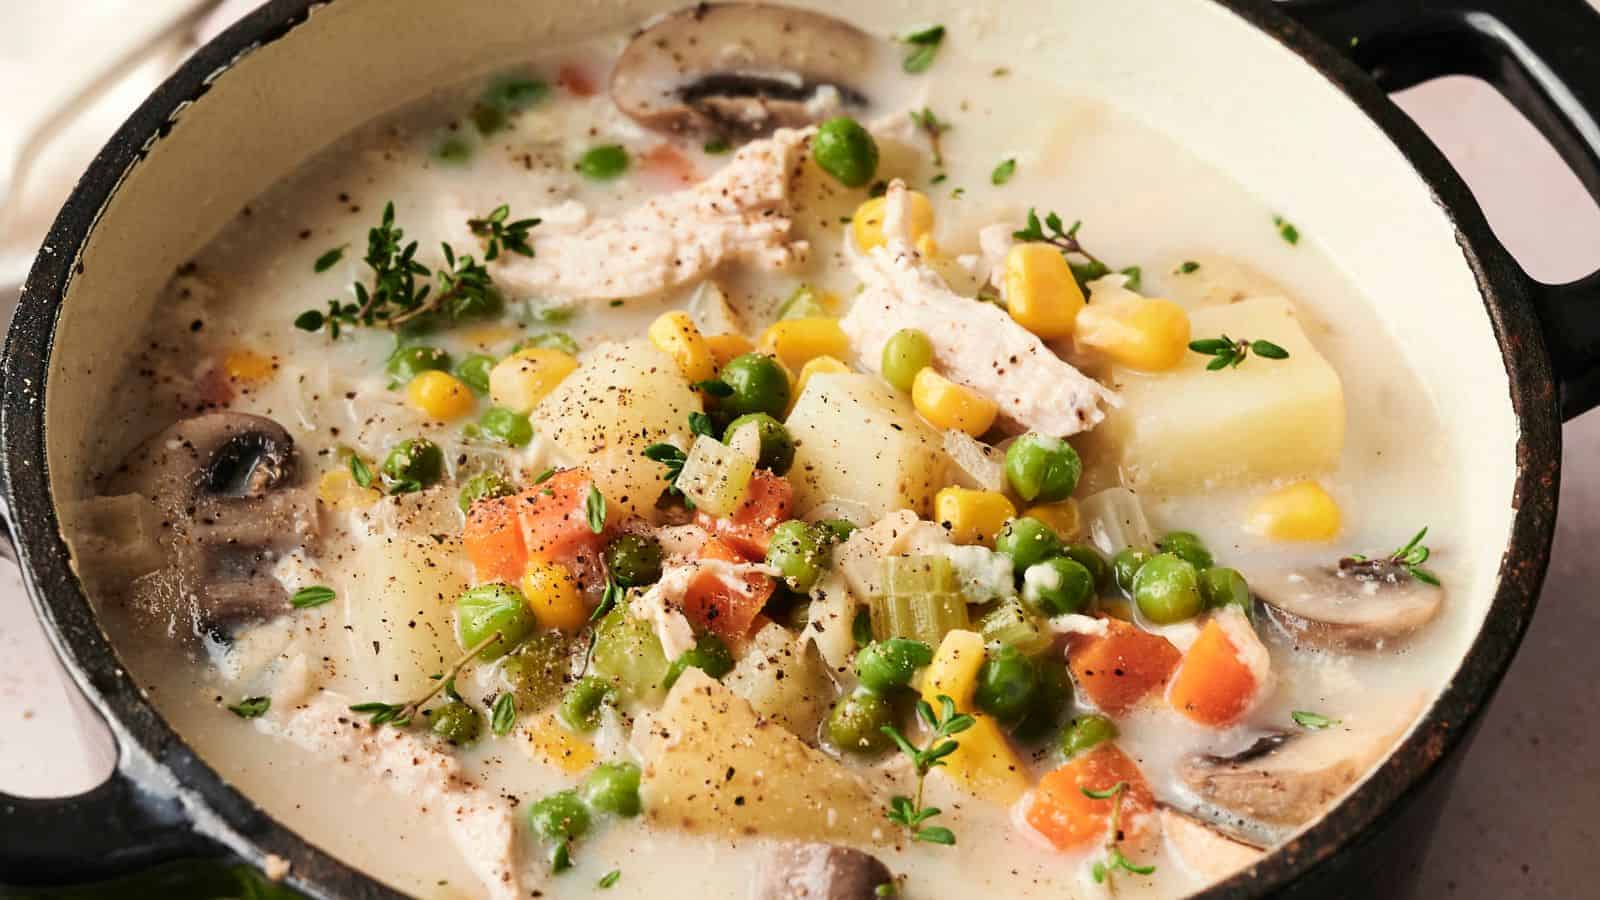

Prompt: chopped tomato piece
[640,143,699,189]
[682,536,775,644]
[463,468,607,583]
[1025,743,1156,851]
[557,63,597,97]
[1168,609,1267,727]
[696,470,792,560]
[1066,618,1181,715]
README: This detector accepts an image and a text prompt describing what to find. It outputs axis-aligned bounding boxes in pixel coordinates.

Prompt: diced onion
[942,429,1006,492]
[1080,486,1154,556]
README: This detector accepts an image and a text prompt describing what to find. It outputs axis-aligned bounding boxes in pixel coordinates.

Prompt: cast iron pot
[2,0,1598,897]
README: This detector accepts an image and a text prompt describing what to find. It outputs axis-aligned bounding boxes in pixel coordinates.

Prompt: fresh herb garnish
[349,454,375,489]
[227,696,271,719]
[585,485,607,534]
[901,24,946,73]
[1179,260,1201,274]
[908,107,951,169]
[643,443,687,480]
[1082,781,1156,888]
[592,576,624,624]
[291,586,336,609]
[882,694,974,846]
[1012,209,1123,291]
[1273,214,1301,245]
[1120,265,1143,293]
[533,467,556,484]
[991,158,1017,185]
[1188,335,1291,370]
[691,378,734,398]
[1292,710,1340,730]
[351,631,503,728]
[598,869,621,889]
[687,411,717,438]
[491,692,517,736]
[313,246,346,273]
[1347,526,1442,585]
[703,139,730,155]
[467,204,539,261]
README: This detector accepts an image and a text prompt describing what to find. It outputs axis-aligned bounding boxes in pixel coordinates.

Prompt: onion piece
[1079,486,1155,556]
[942,429,1006,492]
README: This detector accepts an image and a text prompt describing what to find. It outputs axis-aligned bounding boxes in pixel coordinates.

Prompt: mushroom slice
[757,843,894,900]
[1250,561,1443,651]
[1158,805,1264,883]
[611,3,877,138]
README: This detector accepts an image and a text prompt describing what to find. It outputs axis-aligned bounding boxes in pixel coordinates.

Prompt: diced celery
[978,599,1053,657]
[883,555,958,595]
[871,555,968,645]
[777,283,829,320]
[677,435,756,516]
[1080,487,1155,557]
[591,607,670,703]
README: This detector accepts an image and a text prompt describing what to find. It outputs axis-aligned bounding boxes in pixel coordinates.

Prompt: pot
[1,0,1596,896]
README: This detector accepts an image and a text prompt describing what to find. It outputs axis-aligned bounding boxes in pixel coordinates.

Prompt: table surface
[3,22,1600,900]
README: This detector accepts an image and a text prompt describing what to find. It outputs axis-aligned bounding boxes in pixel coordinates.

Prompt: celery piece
[590,607,670,703]
[777,283,830,320]
[872,555,968,645]
[677,435,756,517]
[978,599,1053,657]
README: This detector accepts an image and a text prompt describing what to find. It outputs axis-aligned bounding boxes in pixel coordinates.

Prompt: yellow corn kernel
[489,347,578,414]
[459,323,522,350]
[920,630,1028,803]
[759,316,850,373]
[521,561,587,632]
[912,368,999,437]
[1026,498,1082,542]
[915,233,939,259]
[1246,480,1342,542]
[851,191,935,252]
[223,349,276,383]
[1004,243,1086,340]
[524,712,596,774]
[793,355,850,404]
[317,469,381,511]
[648,311,716,384]
[406,370,476,421]
[705,332,755,369]
[1075,296,1192,371]
[934,486,1017,546]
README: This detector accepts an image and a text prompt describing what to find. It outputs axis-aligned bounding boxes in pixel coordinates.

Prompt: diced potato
[785,373,947,519]
[347,534,467,698]
[532,341,702,519]
[1088,297,1344,493]
[724,622,834,739]
[1162,254,1292,310]
[637,669,889,845]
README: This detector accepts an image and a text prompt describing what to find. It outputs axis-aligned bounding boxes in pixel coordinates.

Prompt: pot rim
[0,0,1559,896]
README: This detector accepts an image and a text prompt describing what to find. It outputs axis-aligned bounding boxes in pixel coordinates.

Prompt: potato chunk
[347,533,467,697]
[784,373,946,519]
[1092,297,1344,493]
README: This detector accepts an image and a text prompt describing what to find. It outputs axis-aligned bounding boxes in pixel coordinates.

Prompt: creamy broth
[74,9,1471,899]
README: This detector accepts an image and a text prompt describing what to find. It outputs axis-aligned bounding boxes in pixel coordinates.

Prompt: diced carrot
[640,143,700,189]
[464,498,527,584]
[1168,610,1266,727]
[557,63,597,97]
[682,536,776,644]
[1025,744,1156,851]
[696,470,792,560]
[1066,618,1181,715]
[463,468,607,583]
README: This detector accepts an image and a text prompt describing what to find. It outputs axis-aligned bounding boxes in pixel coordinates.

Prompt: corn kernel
[459,324,522,350]
[406,370,476,421]
[1075,296,1192,371]
[921,630,1029,803]
[1004,243,1085,339]
[1246,480,1342,542]
[223,349,276,384]
[912,368,999,437]
[934,486,1017,546]
[793,355,850,405]
[1026,498,1082,542]
[851,191,935,252]
[524,712,596,774]
[521,561,587,631]
[648,311,716,384]
[705,332,755,369]
[317,469,381,511]
[915,234,939,259]
[759,316,850,373]
[489,347,578,414]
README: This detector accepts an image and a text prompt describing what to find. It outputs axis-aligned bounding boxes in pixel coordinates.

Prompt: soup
[69,4,1474,897]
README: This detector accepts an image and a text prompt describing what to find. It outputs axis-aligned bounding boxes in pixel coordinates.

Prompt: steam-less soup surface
[73,5,1473,898]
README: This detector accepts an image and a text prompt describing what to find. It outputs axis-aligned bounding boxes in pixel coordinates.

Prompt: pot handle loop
[1279,0,1600,420]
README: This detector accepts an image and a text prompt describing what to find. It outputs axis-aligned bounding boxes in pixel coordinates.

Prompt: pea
[1022,557,1095,617]
[880,328,934,392]
[604,534,664,588]
[995,516,1063,572]
[975,645,1039,723]
[1132,553,1204,624]
[1062,544,1112,593]
[386,345,452,387]
[381,438,445,492]
[1200,566,1253,622]
[455,582,537,660]
[1013,659,1072,741]
[1004,433,1082,503]
[516,331,580,355]
[826,689,895,755]
[500,630,575,712]
[429,700,481,745]
[1159,530,1214,570]
[581,762,642,818]
[812,116,879,188]
[479,406,534,447]
[855,638,934,693]
[458,470,517,512]
[663,633,735,689]
[454,353,495,394]
[766,520,829,592]
[577,144,629,180]
[819,519,859,543]
[558,675,616,732]
[718,353,791,420]
[1112,547,1154,595]
[723,413,796,475]
[1061,713,1118,758]
[528,789,591,842]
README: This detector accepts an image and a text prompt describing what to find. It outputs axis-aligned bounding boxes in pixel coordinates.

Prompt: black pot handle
[1279,0,1600,420]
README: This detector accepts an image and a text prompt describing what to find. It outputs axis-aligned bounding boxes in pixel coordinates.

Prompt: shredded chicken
[841,181,1118,436]
[632,558,780,658]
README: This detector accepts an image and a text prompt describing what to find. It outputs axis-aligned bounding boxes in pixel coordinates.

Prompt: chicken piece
[631,557,779,659]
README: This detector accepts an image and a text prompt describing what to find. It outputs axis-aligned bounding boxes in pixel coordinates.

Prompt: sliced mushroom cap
[757,843,894,900]
[1250,561,1443,651]
[1158,805,1265,883]
[611,3,877,138]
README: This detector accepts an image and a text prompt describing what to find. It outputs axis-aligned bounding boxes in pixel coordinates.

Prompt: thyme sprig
[1012,208,1141,291]
[900,25,945,74]
[909,107,951,169]
[468,204,540,261]
[1188,334,1290,370]
[349,630,502,727]
[1083,781,1156,891]
[881,694,974,846]
[1341,526,1441,586]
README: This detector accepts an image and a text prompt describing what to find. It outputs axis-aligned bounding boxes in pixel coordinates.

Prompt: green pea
[855,638,934,693]
[663,633,735,689]
[590,607,670,702]
[765,520,829,592]
[825,689,895,755]
[578,144,629,180]
[428,700,481,745]
[1012,659,1072,741]
[1004,433,1082,503]
[1062,544,1112,593]
[1159,530,1214,570]
[718,353,791,420]
[455,582,537,660]
[516,331,580,355]
[995,517,1063,572]
[975,645,1039,723]
[528,789,591,841]
[558,675,616,732]
[1200,566,1253,622]
[812,116,880,188]
[381,438,445,492]
[819,519,859,543]
[1022,557,1095,617]
[479,406,534,447]
[604,534,664,587]
[724,413,796,474]
[1112,547,1154,595]
[500,630,575,712]
[1132,553,1204,624]
[1061,714,1118,758]
[454,353,495,394]
[458,470,517,512]
[386,345,452,387]
[880,328,934,392]
[581,762,642,818]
